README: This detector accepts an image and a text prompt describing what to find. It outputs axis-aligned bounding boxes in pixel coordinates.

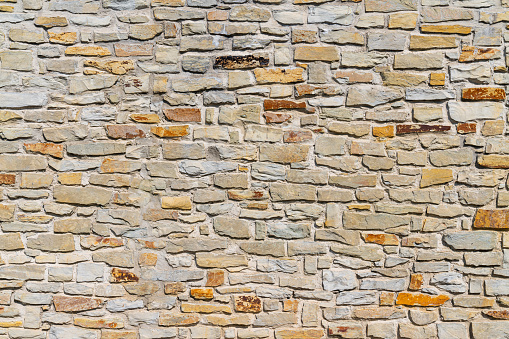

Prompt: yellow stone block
[161,196,192,210]
[389,12,418,29]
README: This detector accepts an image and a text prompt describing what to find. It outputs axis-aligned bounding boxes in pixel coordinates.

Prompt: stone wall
[1,0,509,338]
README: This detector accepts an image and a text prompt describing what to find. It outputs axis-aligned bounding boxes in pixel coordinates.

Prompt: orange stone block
[80,236,123,250]
[206,270,224,287]
[53,296,102,312]
[363,233,399,246]
[100,159,140,173]
[235,295,262,313]
[409,273,424,290]
[459,46,500,62]
[478,154,509,168]
[484,310,509,319]
[462,87,506,101]
[474,209,509,229]
[430,72,445,86]
[373,125,395,138]
[380,292,395,306]
[130,114,160,123]
[457,122,476,134]
[190,288,214,300]
[283,299,299,312]
[110,268,139,283]
[151,125,190,138]
[24,143,64,158]
[84,59,135,75]
[396,292,449,306]
[421,24,472,35]
[0,174,15,185]
[49,31,77,44]
[264,99,306,110]
[161,196,192,210]
[58,172,82,185]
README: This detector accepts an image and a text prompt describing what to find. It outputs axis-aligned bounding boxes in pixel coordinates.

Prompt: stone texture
[0,0,505,335]
[448,102,503,122]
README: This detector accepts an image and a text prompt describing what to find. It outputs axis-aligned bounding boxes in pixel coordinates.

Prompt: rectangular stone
[0,92,47,108]
[0,155,47,172]
[365,0,417,12]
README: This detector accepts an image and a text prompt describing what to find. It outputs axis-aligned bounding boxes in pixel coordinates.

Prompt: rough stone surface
[0,1,505,336]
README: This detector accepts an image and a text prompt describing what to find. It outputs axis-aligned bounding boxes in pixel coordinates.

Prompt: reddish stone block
[0,174,15,185]
[396,124,451,134]
[457,122,476,133]
[409,274,423,290]
[363,233,398,245]
[264,99,306,111]
[24,143,64,158]
[110,268,139,283]
[53,296,102,312]
[263,112,292,123]
[164,108,201,122]
[235,295,262,313]
[484,310,509,319]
